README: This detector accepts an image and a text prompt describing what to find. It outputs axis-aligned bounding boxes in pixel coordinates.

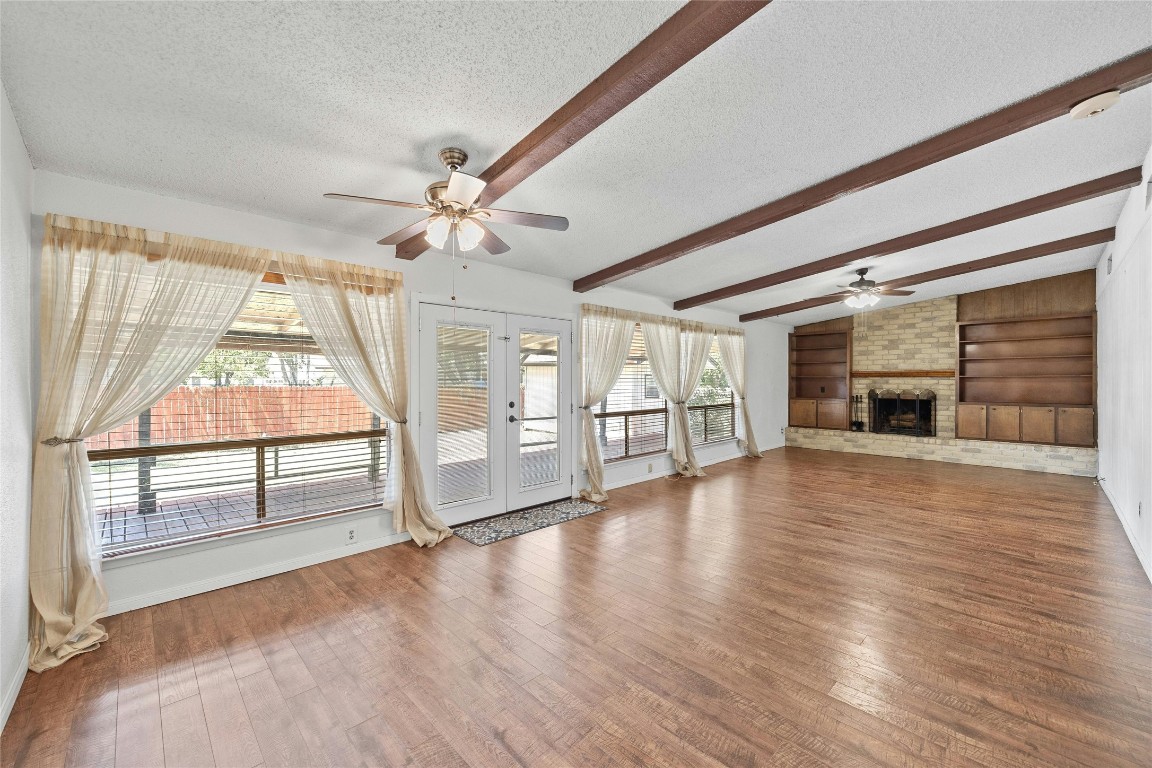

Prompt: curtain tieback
[395,419,408,425]
[579,405,593,410]
[41,436,83,446]
[672,401,687,406]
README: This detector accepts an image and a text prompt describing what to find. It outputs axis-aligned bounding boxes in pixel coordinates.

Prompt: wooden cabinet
[789,330,851,430]
[956,313,1095,447]
[987,405,1021,442]
[789,399,817,428]
[956,404,987,439]
[1021,406,1056,444]
[817,400,847,430]
[1057,407,1095,446]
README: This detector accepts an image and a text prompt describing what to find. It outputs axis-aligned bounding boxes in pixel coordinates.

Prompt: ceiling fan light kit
[844,292,880,308]
[325,147,569,257]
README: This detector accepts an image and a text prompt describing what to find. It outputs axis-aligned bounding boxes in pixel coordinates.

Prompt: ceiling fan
[836,268,915,308]
[324,147,568,255]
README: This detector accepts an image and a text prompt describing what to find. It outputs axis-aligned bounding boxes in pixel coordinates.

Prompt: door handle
[508,415,519,423]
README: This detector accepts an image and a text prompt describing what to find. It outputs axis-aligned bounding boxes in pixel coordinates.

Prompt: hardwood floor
[3,447,1150,767]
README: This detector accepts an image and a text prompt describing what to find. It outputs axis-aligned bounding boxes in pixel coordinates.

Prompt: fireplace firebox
[868,389,936,436]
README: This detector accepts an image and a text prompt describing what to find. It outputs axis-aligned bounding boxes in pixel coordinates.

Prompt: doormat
[452,499,605,546]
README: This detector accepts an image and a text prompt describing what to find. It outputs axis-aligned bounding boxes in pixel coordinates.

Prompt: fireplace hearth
[869,389,936,437]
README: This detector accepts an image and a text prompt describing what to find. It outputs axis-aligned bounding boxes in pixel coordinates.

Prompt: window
[595,328,735,462]
[596,325,667,461]
[87,288,389,556]
[688,337,735,445]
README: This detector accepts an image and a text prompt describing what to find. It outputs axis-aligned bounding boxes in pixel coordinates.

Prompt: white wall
[29,170,791,614]
[1,87,35,728]
[1096,143,1152,583]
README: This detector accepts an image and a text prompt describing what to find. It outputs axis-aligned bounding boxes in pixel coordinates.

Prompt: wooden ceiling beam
[738,228,1114,322]
[573,48,1152,291]
[394,0,770,260]
[675,166,1140,310]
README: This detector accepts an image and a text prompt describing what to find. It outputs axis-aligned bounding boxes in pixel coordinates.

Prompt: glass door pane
[518,331,560,489]
[436,323,491,505]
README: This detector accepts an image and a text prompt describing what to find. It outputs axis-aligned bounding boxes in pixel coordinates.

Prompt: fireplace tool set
[851,394,866,431]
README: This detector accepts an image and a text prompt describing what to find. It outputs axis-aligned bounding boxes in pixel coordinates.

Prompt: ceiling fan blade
[377,217,431,245]
[476,222,511,255]
[835,285,862,291]
[324,193,429,210]
[878,288,916,296]
[475,208,569,231]
[446,171,487,208]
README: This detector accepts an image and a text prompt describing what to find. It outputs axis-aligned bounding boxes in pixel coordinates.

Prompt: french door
[418,303,572,522]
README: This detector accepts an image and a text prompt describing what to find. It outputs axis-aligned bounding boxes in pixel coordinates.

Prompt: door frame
[411,294,577,527]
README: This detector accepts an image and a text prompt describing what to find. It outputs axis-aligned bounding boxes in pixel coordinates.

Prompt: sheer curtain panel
[578,306,636,502]
[30,215,272,671]
[642,317,712,476]
[280,253,451,546]
[716,329,762,458]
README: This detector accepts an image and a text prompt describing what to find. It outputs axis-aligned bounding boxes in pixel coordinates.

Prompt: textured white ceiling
[2,0,1150,326]
[0,0,680,232]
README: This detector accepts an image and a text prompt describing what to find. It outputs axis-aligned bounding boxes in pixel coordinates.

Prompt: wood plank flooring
[3,447,1150,767]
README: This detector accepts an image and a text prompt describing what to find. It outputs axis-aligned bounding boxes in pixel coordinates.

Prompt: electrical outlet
[647,463,654,474]
[780,427,785,434]
[345,526,358,545]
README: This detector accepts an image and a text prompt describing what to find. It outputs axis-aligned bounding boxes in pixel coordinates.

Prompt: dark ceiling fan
[324,147,568,255]
[835,268,915,308]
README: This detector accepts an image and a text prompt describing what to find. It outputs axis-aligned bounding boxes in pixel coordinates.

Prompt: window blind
[87,288,388,555]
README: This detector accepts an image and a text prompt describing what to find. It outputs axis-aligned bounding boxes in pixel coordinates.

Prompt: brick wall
[788,295,1098,476]
[849,297,957,436]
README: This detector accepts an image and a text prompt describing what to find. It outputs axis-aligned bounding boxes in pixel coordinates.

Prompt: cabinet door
[1020,406,1056,444]
[987,405,1021,442]
[817,399,847,430]
[1057,407,1094,446]
[956,404,987,439]
[789,399,817,428]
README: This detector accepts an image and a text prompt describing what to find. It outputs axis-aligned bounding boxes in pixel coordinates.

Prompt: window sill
[101,502,386,560]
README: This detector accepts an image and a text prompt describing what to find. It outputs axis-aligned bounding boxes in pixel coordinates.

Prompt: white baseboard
[106,531,412,615]
[602,448,749,492]
[1100,482,1152,584]
[1,645,30,732]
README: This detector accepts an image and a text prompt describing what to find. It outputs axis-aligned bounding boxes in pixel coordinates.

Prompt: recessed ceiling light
[1069,90,1120,119]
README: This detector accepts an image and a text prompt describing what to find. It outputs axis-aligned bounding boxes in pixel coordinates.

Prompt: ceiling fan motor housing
[438,147,468,171]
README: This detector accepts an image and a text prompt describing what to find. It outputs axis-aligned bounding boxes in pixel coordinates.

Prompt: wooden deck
[4,447,1150,767]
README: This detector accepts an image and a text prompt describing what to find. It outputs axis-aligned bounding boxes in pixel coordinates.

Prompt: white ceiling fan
[835,268,915,308]
[324,147,568,255]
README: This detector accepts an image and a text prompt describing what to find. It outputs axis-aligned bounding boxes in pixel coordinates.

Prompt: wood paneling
[958,270,1096,322]
[4,451,1151,768]
[1021,406,1057,444]
[575,48,1152,292]
[987,405,1021,441]
[1057,407,1096,446]
[795,316,854,334]
[956,403,987,439]
[742,229,1114,321]
[395,0,769,259]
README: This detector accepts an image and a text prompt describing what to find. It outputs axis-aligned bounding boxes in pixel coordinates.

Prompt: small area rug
[452,499,605,546]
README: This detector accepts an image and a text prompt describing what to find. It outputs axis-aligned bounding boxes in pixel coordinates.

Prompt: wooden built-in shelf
[789,330,851,430]
[956,313,1095,447]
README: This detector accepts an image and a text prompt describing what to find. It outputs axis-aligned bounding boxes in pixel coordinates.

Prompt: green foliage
[689,356,732,406]
[194,349,272,386]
